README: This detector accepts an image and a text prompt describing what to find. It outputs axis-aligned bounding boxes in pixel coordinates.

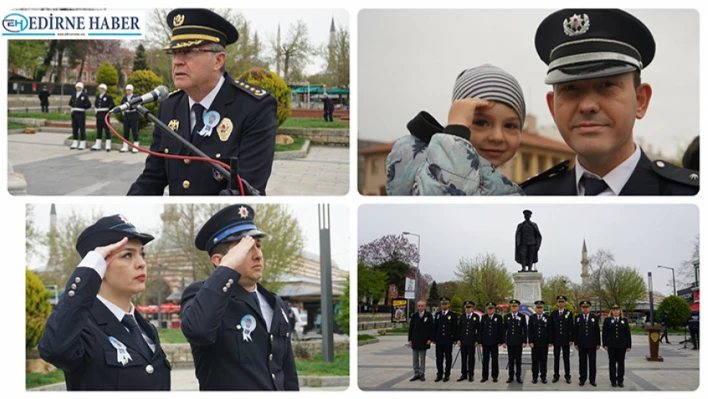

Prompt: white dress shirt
[575,143,641,195]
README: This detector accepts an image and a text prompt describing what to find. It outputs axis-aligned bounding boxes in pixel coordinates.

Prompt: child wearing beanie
[386,64,525,195]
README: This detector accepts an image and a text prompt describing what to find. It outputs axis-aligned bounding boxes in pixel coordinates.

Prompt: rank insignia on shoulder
[168,89,182,97]
[652,160,699,187]
[233,79,270,99]
[519,160,571,188]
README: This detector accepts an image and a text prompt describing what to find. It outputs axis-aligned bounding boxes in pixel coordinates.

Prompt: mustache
[569,116,612,129]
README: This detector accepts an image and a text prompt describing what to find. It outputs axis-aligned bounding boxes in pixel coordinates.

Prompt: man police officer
[433,296,457,382]
[549,295,574,383]
[529,300,550,384]
[92,83,116,152]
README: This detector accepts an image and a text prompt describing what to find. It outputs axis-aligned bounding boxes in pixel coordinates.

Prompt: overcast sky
[28,203,349,272]
[358,9,698,157]
[358,204,698,296]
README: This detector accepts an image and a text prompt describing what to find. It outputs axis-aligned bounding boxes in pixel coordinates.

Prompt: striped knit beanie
[452,64,526,127]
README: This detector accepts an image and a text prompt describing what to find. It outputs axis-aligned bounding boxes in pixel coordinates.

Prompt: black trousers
[460,345,476,376]
[435,343,453,377]
[531,344,549,379]
[690,329,699,348]
[507,345,522,378]
[41,104,49,112]
[578,347,597,383]
[482,345,499,379]
[71,112,86,140]
[660,326,670,343]
[607,347,626,384]
[324,109,333,122]
[553,344,571,378]
[96,112,110,139]
[123,114,139,141]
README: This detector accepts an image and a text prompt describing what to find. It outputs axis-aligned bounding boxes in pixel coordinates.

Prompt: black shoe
[443,376,450,382]
[435,376,442,382]
[506,377,514,383]
[480,377,488,383]
[517,378,523,384]
[420,376,426,382]
[457,375,467,382]
[611,382,617,387]
[579,381,585,386]
[542,378,548,384]
[566,377,572,384]
[410,375,420,382]
[493,378,498,383]
[469,375,474,382]
[552,376,559,383]
[618,383,624,388]
[590,382,597,387]
[532,379,538,384]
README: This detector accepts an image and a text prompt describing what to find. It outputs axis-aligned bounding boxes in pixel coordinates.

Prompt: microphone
[111,85,169,114]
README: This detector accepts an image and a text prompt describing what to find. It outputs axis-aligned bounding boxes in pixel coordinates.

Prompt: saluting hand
[221,236,257,273]
[447,98,492,140]
[94,237,129,265]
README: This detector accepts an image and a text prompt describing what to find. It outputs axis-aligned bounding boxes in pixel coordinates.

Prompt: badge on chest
[240,314,257,342]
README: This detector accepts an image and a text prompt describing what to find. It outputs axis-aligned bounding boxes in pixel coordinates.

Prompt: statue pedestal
[644,325,664,361]
[513,272,543,307]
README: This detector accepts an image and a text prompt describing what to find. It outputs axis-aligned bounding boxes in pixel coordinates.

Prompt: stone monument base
[513,272,543,307]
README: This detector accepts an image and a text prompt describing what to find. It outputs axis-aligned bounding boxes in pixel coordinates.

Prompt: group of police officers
[408,295,634,387]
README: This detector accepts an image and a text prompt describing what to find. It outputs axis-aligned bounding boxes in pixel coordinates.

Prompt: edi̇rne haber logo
[2,11,144,37]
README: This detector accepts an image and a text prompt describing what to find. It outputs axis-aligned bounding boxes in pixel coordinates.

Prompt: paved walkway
[358,334,699,391]
[8,132,349,196]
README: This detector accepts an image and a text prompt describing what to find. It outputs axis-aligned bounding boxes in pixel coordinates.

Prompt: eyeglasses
[165,48,222,59]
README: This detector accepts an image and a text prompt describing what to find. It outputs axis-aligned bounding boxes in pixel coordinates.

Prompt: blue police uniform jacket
[602,317,632,349]
[458,312,480,346]
[180,266,299,391]
[434,310,458,344]
[528,313,550,345]
[549,308,574,345]
[38,267,171,390]
[479,313,504,346]
[69,91,91,110]
[504,313,528,345]
[128,72,277,196]
[574,313,601,348]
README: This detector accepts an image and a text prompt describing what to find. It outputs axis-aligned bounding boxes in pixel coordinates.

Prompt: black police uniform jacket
[479,313,504,346]
[602,317,631,349]
[458,312,481,346]
[94,93,115,113]
[180,266,299,391]
[408,311,434,350]
[660,312,669,327]
[38,267,171,390]
[128,73,277,196]
[522,150,698,195]
[433,310,458,344]
[528,313,550,345]
[504,313,528,345]
[574,313,601,348]
[39,90,50,105]
[69,91,91,110]
[549,308,574,345]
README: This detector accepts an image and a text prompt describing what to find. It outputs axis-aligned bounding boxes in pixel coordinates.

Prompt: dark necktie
[581,175,609,195]
[121,314,153,359]
[192,103,205,141]
[585,315,588,323]
[251,291,263,319]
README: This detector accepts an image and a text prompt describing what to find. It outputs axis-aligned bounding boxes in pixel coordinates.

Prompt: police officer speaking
[92,84,116,152]
[128,8,277,196]
[38,215,171,390]
[69,82,91,150]
[180,204,299,390]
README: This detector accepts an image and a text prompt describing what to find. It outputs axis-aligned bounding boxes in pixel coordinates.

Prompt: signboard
[405,276,416,299]
[404,291,415,299]
[391,298,408,323]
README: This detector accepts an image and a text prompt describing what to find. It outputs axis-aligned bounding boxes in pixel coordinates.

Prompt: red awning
[136,304,181,314]
[690,302,700,311]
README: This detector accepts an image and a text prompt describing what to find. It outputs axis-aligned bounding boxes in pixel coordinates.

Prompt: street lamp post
[657,265,677,296]
[156,263,163,331]
[402,232,421,304]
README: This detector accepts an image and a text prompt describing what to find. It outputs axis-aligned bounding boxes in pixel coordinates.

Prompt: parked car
[290,308,307,341]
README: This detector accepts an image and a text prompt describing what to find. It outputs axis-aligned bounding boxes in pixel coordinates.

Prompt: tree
[237,68,291,126]
[335,276,350,336]
[542,275,579,306]
[133,44,148,71]
[26,204,41,264]
[270,20,314,83]
[96,61,119,99]
[427,281,440,308]
[436,281,459,299]
[450,295,463,314]
[454,253,513,308]
[26,268,51,350]
[145,47,174,91]
[8,40,46,78]
[375,260,410,303]
[418,272,433,300]
[657,295,692,329]
[589,248,615,272]
[358,262,388,308]
[358,234,420,268]
[116,69,163,129]
[319,26,350,88]
[677,236,699,289]
[587,265,647,312]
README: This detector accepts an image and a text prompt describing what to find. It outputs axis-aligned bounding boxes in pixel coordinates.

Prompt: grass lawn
[295,352,349,376]
[66,130,153,146]
[159,328,188,343]
[10,112,96,121]
[358,334,376,341]
[386,327,409,334]
[281,117,348,129]
[26,370,64,390]
[630,327,685,333]
[275,136,306,152]
[9,122,27,130]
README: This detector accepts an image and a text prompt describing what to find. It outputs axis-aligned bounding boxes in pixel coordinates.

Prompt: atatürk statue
[515,209,542,272]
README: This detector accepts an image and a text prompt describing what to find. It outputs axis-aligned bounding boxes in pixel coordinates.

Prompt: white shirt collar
[188,75,226,113]
[575,143,641,195]
[97,294,135,322]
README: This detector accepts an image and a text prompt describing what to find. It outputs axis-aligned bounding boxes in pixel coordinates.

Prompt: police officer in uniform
[92,83,116,152]
[38,215,171,390]
[69,82,91,150]
[602,304,631,387]
[129,8,277,196]
[522,9,699,195]
[504,299,527,383]
[479,302,504,383]
[529,300,550,384]
[120,84,140,153]
[549,295,573,383]
[574,300,600,386]
[457,300,480,381]
[408,300,434,381]
[433,296,457,382]
[180,204,299,390]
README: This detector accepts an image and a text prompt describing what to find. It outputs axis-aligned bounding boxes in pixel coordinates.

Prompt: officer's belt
[71,108,86,112]
[95,108,109,112]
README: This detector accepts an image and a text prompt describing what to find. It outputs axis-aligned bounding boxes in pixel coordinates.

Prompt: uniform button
[226,282,231,288]
[286,332,290,337]
[145,365,154,374]
[164,148,169,154]
[68,290,75,297]
[71,284,77,289]
[656,161,665,168]
[216,153,221,158]
[75,277,81,283]
[223,287,228,292]
[183,180,190,189]
[228,279,234,284]
[272,373,275,380]
[184,159,191,164]
[270,334,274,342]
[269,354,273,361]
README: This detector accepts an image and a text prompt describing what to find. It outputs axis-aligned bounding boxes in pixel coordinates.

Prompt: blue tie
[251,291,263,319]
[581,175,609,195]
[192,103,205,141]
[121,314,153,360]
